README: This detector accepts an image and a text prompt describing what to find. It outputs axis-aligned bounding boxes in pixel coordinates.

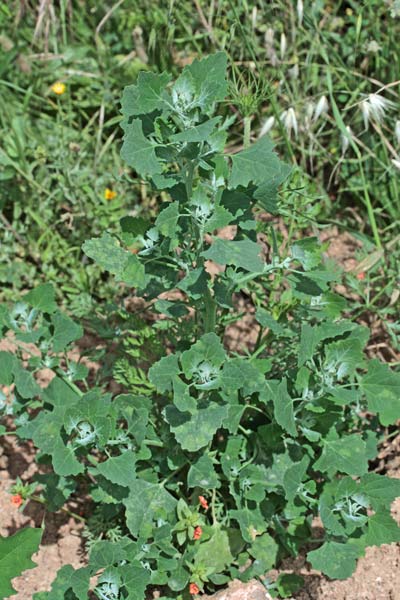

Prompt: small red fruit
[356,272,366,280]
[198,495,209,510]
[190,583,200,595]
[193,526,203,540]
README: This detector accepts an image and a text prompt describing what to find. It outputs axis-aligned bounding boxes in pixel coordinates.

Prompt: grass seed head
[395,120,400,145]
[313,95,329,122]
[280,32,287,60]
[259,116,275,137]
[360,93,393,128]
[297,0,304,25]
[281,107,298,138]
[392,158,400,171]
[341,125,353,155]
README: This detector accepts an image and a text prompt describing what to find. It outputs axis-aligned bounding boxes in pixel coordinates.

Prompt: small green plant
[1,53,400,600]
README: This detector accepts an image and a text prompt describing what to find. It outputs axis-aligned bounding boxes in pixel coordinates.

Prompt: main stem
[185,160,217,334]
[243,115,251,149]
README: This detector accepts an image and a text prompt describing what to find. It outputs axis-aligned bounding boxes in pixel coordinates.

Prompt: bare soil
[0,436,85,599]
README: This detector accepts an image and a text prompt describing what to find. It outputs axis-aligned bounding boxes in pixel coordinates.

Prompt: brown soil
[0,436,85,599]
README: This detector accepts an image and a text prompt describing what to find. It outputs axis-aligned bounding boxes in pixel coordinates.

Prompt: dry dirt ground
[1,227,400,599]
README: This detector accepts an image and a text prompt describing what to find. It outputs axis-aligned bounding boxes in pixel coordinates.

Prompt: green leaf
[82,232,129,274]
[255,309,292,337]
[51,312,83,352]
[83,232,145,288]
[314,433,368,476]
[12,361,41,399]
[291,237,324,270]
[271,379,296,436]
[155,202,180,238]
[283,455,309,502]
[168,561,190,591]
[148,353,180,392]
[172,376,196,413]
[0,528,42,598]
[124,480,177,538]
[177,268,209,300]
[121,255,148,288]
[248,533,278,573]
[30,410,83,477]
[298,321,360,366]
[203,205,235,233]
[221,358,265,396]
[275,573,304,598]
[201,238,264,272]
[194,527,233,574]
[307,539,364,579]
[319,478,367,536]
[324,337,365,379]
[253,162,291,214]
[0,351,16,385]
[229,136,283,189]
[24,284,57,313]
[174,52,228,113]
[181,332,225,378]
[96,451,137,487]
[366,511,400,546]
[187,455,220,489]
[89,540,128,569]
[120,562,151,600]
[229,508,267,543]
[361,359,400,425]
[121,71,172,116]
[42,375,81,409]
[360,473,400,510]
[171,117,221,142]
[121,119,163,177]
[35,473,76,511]
[165,402,228,452]
[52,439,84,477]
[120,215,150,239]
[91,476,128,504]
[37,564,90,600]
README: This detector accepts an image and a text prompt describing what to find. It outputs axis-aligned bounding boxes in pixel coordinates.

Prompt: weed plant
[1,54,400,600]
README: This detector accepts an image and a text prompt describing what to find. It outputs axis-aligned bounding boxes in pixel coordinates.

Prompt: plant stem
[31,495,86,523]
[204,287,216,333]
[243,115,251,148]
[211,489,217,525]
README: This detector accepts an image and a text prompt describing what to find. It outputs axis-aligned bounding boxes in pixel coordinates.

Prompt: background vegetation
[0,0,399,333]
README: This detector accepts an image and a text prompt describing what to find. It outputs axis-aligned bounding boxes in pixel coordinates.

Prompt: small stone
[206,579,272,600]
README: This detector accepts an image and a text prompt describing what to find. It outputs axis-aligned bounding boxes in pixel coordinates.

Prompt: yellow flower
[104,188,117,200]
[51,81,66,95]
[345,7,353,16]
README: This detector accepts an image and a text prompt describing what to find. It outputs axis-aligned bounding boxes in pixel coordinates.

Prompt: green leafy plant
[1,53,400,600]
[0,528,42,598]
